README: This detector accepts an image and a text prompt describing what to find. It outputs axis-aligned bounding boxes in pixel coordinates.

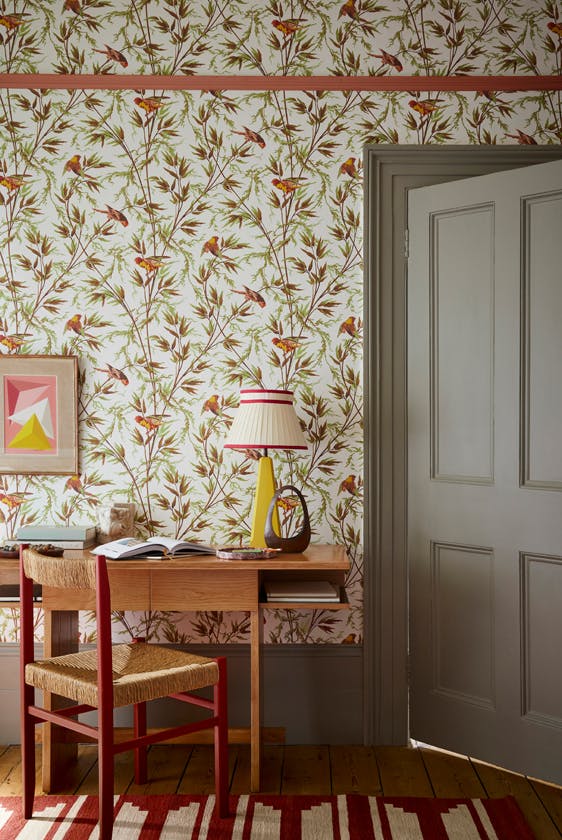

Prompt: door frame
[363,145,562,745]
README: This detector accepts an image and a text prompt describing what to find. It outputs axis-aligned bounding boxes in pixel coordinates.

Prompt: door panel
[408,159,562,784]
[430,542,495,708]
[430,204,494,482]
[522,191,562,488]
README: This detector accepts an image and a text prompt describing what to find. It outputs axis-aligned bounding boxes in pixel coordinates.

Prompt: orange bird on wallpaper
[239,448,261,461]
[272,18,305,36]
[203,395,221,415]
[341,633,357,644]
[409,99,441,117]
[0,334,25,351]
[371,49,403,72]
[64,154,81,174]
[233,126,266,148]
[65,475,97,500]
[202,236,220,256]
[135,415,164,432]
[506,129,537,145]
[134,96,168,114]
[339,157,358,177]
[0,13,26,29]
[63,0,81,11]
[135,255,166,272]
[339,0,358,18]
[65,475,84,493]
[95,44,128,67]
[64,154,94,178]
[339,316,358,337]
[0,493,26,509]
[277,495,299,512]
[65,314,83,334]
[272,177,302,194]
[340,474,358,495]
[548,20,562,36]
[233,286,266,308]
[272,336,298,353]
[95,205,129,227]
[0,173,26,191]
[96,364,129,385]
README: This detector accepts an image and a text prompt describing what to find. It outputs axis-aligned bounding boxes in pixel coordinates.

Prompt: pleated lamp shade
[223,389,308,451]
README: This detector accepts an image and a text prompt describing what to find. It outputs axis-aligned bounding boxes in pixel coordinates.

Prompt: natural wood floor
[1,743,561,838]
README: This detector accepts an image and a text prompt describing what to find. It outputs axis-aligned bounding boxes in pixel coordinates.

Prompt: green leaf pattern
[0,0,560,644]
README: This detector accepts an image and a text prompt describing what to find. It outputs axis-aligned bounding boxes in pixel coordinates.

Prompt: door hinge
[404,228,409,259]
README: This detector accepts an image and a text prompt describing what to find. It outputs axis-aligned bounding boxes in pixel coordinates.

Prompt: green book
[17,525,96,541]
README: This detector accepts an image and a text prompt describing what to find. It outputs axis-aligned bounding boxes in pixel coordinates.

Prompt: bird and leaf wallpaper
[0,0,560,645]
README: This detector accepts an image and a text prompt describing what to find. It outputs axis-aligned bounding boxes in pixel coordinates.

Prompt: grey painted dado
[363,145,562,748]
[0,644,362,745]
[0,645,24,745]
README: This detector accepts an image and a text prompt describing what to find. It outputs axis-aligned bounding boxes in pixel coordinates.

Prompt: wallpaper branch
[0,0,561,647]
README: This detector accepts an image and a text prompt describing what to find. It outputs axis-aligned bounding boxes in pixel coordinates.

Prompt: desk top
[0,543,349,578]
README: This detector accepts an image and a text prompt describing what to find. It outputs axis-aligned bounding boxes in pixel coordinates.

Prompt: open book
[91,536,215,560]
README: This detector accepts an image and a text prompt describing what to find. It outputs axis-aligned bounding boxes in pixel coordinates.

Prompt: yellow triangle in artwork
[8,413,53,451]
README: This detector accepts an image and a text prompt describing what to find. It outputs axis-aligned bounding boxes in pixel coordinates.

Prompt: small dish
[215,546,281,561]
[31,545,65,557]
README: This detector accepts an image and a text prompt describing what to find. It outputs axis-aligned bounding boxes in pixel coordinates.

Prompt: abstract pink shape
[3,375,58,454]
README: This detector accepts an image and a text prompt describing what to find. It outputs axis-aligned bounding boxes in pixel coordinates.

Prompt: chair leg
[133,701,147,784]
[214,657,229,818]
[98,704,115,840]
[20,689,36,819]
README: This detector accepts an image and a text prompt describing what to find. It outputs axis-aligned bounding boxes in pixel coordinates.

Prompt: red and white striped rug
[0,793,535,838]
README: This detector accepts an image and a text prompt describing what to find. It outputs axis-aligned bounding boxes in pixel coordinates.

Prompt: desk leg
[250,607,263,792]
[42,609,79,793]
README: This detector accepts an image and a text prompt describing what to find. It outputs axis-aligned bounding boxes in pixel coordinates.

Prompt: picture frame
[0,355,78,475]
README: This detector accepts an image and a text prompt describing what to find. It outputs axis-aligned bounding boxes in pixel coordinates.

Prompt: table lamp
[223,389,308,547]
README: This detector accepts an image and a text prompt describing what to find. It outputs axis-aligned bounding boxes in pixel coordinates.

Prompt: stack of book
[263,580,341,603]
[16,525,97,550]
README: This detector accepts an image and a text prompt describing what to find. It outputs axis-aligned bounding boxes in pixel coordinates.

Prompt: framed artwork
[0,355,78,475]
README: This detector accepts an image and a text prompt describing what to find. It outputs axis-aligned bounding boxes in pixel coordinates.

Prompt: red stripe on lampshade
[238,399,293,405]
[238,390,294,405]
[224,443,308,449]
[240,389,293,395]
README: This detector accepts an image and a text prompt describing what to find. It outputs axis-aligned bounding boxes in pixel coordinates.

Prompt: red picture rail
[0,74,561,92]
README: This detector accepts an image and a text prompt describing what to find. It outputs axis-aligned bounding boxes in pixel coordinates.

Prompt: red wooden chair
[19,546,229,839]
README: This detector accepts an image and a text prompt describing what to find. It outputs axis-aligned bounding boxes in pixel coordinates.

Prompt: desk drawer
[42,570,151,611]
[150,569,258,611]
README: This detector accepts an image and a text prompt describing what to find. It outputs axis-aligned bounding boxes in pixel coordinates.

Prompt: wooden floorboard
[374,745,434,797]
[1,744,561,837]
[472,757,562,840]
[419,746,487,798]
[329,745,381,795]
[281,745,331,795]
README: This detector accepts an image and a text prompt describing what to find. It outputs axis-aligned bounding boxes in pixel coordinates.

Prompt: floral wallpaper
[0,0,560,645]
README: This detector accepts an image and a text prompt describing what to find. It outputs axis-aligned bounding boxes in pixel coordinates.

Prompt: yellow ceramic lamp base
[250,456,280,548]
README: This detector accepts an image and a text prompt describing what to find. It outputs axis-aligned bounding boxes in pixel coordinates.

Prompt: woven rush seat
[25,643,219,708]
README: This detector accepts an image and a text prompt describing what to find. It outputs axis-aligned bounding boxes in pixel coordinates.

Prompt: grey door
[408,160,562,784]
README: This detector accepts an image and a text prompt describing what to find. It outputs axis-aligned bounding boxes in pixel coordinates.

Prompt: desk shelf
[259,588,349,610]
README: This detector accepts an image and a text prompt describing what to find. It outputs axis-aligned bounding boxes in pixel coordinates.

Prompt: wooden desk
[2,543,349,792]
